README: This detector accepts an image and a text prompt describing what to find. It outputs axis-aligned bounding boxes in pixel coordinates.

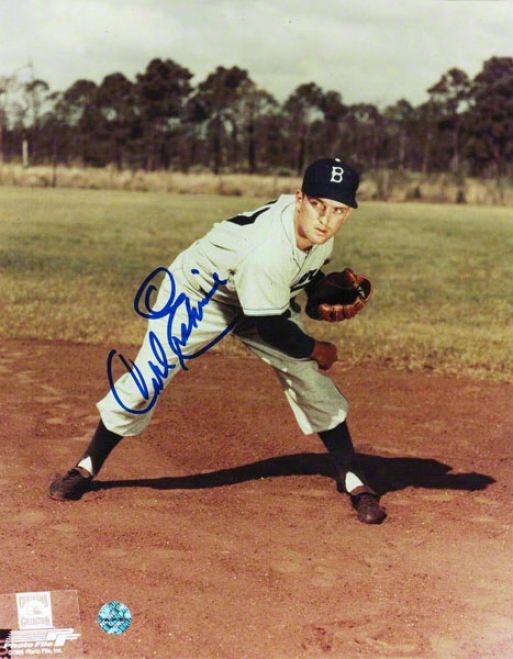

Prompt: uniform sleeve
[252,312,315,358]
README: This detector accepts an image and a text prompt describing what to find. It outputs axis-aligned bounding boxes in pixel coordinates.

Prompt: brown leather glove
[306,268,373,323]
[310,341,338,370]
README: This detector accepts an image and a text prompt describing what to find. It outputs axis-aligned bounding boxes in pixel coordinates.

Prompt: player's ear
[295,189,303,210]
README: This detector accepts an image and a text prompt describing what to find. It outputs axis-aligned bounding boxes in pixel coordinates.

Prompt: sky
[1,0,512,108]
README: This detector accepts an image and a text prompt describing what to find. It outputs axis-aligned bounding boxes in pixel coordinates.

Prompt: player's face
[294,191,353,250]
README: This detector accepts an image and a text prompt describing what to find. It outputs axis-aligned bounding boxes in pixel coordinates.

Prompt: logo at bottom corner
[0,628,81,656]
[97,602,132,635]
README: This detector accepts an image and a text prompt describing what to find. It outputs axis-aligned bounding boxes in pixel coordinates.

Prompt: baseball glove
[305,268,373,322]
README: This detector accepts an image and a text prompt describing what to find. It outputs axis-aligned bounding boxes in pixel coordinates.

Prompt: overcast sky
[1,0,512,108]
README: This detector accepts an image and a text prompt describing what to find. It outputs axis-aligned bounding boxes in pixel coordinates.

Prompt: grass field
[1,186,511,381]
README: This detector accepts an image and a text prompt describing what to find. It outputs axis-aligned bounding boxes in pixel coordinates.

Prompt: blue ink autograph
[107,267,235,415]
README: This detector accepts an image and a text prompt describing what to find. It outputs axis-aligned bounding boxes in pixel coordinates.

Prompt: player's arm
[252,311,314,357]
[251,312,337,370]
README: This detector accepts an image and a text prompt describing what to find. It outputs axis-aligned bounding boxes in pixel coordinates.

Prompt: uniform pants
[97,262,349,437]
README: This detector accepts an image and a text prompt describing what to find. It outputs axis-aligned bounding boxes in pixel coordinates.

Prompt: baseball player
[49,158,386,524]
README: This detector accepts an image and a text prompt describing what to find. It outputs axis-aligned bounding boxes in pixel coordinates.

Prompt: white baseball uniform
[97,194,349,437]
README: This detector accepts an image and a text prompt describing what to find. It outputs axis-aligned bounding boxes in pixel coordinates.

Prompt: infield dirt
[1,339,512,659]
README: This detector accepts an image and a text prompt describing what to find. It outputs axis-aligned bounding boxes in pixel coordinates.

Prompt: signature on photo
[107,267,233,414]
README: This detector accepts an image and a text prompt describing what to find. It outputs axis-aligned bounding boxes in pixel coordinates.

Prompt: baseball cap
[301,158,359,208]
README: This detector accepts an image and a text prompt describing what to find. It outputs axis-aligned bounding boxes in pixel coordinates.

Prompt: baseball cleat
[49,467,93,501]
[352,493,387,525]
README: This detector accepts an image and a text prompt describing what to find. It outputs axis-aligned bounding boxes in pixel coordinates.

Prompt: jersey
[180,195,333,317]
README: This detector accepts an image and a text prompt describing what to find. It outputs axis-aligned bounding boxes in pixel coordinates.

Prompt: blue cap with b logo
[301,158,359,208]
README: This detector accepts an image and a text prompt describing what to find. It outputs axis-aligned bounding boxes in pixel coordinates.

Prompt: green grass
[1,187,511,381]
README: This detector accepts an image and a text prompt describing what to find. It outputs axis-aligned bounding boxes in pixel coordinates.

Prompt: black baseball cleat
[352,492,387,525]
[49,467,93,501]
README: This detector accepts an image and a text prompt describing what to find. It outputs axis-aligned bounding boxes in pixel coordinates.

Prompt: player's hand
[310,341,338,370]
[305,269,373,322]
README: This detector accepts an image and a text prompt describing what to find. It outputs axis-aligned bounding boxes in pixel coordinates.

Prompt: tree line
[0,55,512,179]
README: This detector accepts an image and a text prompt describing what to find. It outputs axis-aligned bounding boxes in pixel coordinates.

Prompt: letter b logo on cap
[330,166,344,183]
[301,158,359,208]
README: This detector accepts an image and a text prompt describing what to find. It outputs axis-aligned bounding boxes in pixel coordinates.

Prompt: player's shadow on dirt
[94,452,495,495]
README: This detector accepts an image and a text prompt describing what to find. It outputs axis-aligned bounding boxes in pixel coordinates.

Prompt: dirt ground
[1,338,512,659]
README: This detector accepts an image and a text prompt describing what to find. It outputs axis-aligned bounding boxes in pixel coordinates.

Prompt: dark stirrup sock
[318,421,375,495]
[76,419,124,477]
[318,420,356,467]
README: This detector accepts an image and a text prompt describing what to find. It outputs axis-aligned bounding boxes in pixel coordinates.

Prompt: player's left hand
[305,268,373,322]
